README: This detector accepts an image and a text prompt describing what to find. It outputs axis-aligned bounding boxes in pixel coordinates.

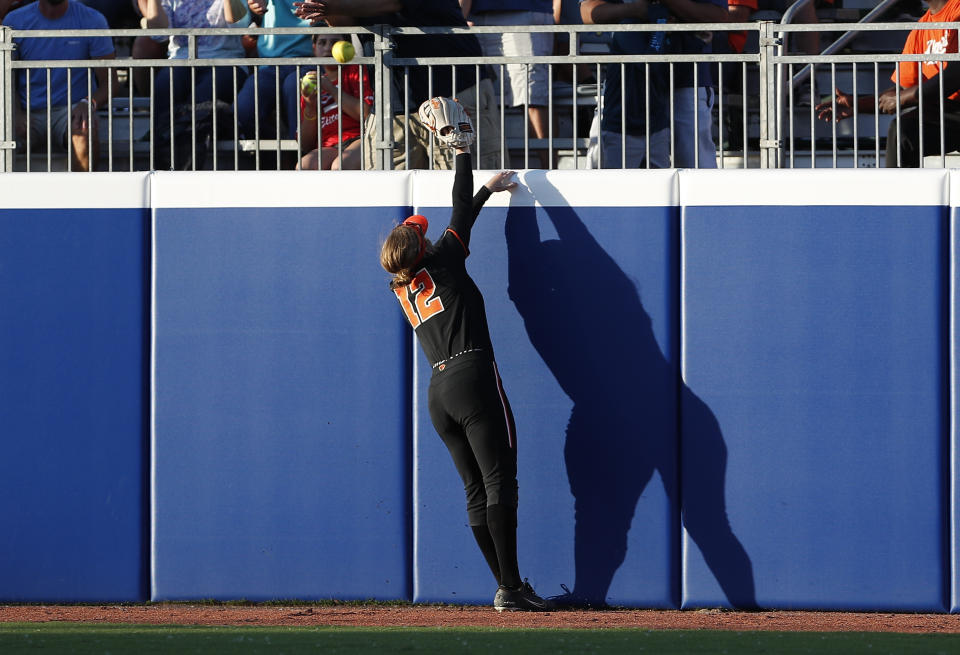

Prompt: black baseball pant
[428,352,519,526]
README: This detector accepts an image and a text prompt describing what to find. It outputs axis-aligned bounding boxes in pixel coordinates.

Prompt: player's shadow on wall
[505,192,756,609]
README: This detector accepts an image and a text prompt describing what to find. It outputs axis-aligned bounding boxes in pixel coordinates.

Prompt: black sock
[486,504,521,589]
[470,524,501,585]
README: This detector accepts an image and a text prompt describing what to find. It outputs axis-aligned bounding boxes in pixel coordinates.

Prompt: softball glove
[418,96,475,148]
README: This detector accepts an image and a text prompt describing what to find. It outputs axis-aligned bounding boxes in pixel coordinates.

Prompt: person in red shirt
[816,0,960,167]
[297,32,373,170]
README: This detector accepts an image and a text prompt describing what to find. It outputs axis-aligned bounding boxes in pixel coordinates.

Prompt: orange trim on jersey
[446,228,470,256]
[892,0,960,101]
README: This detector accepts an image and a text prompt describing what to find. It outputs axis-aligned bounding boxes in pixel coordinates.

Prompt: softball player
[379,101,547,611]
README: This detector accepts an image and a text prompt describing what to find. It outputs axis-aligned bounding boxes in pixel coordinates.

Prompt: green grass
[2,623,960,655]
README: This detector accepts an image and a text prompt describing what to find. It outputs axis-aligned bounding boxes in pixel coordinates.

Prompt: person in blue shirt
[235,0,313,143]
[2,0,118,171]
[141,0,250,168]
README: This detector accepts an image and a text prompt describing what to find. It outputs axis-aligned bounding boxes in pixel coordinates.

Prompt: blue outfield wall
[410,170,680,607]
[952,174,960,614]
[681,170,950,612]
[0,168,957,610]
[0,174,150,602]
[150,172,412,601]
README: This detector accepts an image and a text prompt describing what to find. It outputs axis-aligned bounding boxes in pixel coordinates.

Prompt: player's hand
[248,0,268,14]
[815,88,854,123]
[485,171,518,193]
[293,0,326,20]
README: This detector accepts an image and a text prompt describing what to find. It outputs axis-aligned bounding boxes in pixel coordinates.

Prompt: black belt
[431,348,485,370]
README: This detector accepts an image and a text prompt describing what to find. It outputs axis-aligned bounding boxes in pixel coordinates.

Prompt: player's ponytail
[381,224,429,289]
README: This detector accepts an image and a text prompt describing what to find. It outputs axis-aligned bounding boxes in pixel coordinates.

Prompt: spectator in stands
[293,0,502,170]
[582,0,725,169]
[235,0,312,143]
[2,0,119,171]
[458,0,562,168]
[727,0,826,56]
[579,0,664,168]
[815,0,960,168]
[142,0,250,168]
[580,0,727,168]
[297,32,373,169]
[653,0,725,168]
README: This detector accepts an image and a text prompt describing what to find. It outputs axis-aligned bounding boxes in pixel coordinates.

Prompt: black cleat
[494,579,552,612]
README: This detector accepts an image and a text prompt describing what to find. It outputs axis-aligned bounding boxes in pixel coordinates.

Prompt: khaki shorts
[363,78,503,170]
[17,104,73,151]
[472,11,554,107]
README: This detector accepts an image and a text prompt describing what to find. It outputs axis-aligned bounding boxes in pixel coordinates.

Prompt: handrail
[789,0,904,88]
[778,0,814,56]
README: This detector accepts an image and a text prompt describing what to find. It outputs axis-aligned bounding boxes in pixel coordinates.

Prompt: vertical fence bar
[211,66,218,171]
[128,65,134,171]
[275,64,281,169]
[874,63,879,165]
[373,25,393,170]
[253,65,260,170]
[916,61,922,166]
[830,63,836,168]
[693,63,699,168]
[668,63,675,167]
[852,61,858,168]
[337,65,343,168]
[758,21,779,169]
[65,67,72,172]
[547,62,553,169]
[0,27,14,172]
[787,62,794,168]
[25,71,31,171]
[102,67,111,172]
[940,60,946,168]
[717,59,724,169]
[233,66,239,170]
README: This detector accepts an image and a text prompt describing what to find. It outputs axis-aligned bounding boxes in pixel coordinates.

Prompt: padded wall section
[409,170,681,607]
[952,172,960,614]
[681,169,949,611]
[151,172,412,601]
[0,174,150,601]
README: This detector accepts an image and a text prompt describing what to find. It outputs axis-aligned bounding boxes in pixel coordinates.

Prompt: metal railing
[0,20,957,171]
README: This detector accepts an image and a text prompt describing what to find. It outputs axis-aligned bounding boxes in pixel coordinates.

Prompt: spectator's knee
[132,35,165,59]
[298,151,318,170]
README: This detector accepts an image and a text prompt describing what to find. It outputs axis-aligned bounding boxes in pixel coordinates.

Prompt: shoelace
[547,583,573,601]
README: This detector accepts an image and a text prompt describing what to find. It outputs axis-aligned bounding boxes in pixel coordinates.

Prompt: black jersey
[392,153,494,370]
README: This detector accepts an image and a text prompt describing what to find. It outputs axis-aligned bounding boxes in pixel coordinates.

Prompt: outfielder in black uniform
[379,106,547,611]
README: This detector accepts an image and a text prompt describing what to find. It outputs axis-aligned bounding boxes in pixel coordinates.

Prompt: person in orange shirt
[816,0,960,167]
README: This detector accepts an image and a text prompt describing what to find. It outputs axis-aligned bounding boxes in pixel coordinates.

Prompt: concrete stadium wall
[0,169,954,612]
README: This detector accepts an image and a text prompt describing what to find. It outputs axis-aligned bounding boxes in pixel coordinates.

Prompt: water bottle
[648,3,668,53]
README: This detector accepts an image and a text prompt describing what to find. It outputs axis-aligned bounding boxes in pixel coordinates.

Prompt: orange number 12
[394,269,445,328]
